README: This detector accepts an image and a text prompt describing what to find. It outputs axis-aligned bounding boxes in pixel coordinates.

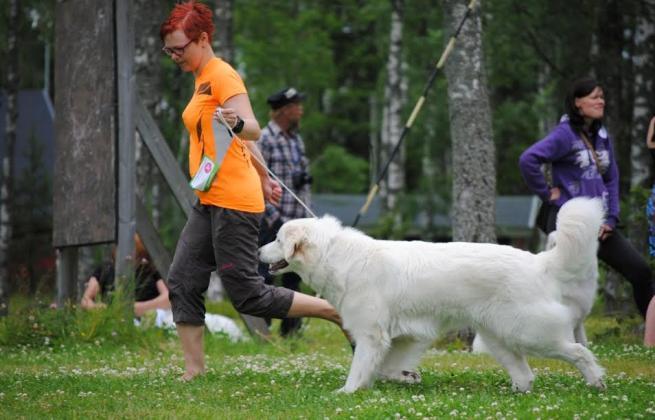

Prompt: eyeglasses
[162,39,194,57]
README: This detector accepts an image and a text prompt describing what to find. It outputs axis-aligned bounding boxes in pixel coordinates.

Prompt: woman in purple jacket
[519,77,653,318]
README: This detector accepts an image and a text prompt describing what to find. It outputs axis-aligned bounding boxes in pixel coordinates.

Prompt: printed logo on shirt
[197,82,212,96]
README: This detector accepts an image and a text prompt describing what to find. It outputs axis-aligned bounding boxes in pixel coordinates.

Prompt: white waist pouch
[189,117,233,192]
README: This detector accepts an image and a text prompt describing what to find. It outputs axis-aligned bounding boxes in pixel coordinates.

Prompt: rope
[215,109,317,218]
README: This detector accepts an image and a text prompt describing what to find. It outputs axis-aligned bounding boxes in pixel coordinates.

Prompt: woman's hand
[599,223,613,241]
[213,107,239,129]
[262,178,282,207]
[549,187,561,202]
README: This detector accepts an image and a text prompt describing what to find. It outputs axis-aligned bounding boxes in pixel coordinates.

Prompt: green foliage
[493,99,541,194]
[0,0,56,90]
[623,185,650,227]
[310,145,369,193]
[0,285,166,348]
[236,0,389,160]
[5,0,650,197]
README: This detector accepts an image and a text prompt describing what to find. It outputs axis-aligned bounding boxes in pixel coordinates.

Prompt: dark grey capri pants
[168,202,294,325]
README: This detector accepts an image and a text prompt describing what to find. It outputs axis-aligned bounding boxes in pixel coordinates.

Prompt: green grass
[1,302,654,419]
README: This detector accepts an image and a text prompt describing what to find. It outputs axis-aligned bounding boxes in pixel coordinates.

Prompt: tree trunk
[381,0,406,216]
[627,1,655,266]
[214,0,235,63]
[629,2,655,188]
[422,133,437,239]
[0,0,19,316]
[442,0,496,244]
[369,93,379,187]
[591,0,639,315]
[591,0,633,198]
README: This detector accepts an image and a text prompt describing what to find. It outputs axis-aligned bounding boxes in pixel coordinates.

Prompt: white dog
[473,221,598,354]
[545,229,597,346]
[259,197,605,393]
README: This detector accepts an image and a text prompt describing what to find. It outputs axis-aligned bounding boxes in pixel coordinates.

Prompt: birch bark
[0,0,19,316]
[442,0,496,243]
[381,0,407,217]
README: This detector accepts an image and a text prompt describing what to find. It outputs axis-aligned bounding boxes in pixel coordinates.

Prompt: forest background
[0,0,654,310]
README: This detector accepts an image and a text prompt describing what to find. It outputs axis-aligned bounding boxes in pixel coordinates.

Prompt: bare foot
[178,368,206,382]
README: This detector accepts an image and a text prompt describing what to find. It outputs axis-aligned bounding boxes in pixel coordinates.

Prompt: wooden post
[136,198,172,279]
[56,247,78,307]
[135,97,195,216]
[53,0,116,303]
[115,0,136,282]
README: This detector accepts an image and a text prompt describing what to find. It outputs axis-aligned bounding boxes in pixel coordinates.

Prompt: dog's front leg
[574,323,588,347]
[337,334,390,393]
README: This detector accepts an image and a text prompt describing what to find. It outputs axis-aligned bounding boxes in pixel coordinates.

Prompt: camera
[291,170,313,190]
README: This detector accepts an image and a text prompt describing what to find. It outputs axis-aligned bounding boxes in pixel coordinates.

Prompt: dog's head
[258,215,343,276]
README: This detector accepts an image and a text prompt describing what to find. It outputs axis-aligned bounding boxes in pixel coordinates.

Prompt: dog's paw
[588,378,606,390]
[401,370,422,384]
[335,386,356,394]
[511,382,533,393]
[380,370,422,384]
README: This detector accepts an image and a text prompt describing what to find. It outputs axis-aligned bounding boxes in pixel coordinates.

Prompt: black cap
[266,87,305,110]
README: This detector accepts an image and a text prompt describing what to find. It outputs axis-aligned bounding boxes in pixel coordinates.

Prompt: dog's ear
[283,226,306,262]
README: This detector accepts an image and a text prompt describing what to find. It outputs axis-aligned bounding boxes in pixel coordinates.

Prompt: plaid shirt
[258,121,311,227]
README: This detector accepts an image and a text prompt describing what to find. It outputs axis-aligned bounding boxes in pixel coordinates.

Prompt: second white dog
[259,197,605,393]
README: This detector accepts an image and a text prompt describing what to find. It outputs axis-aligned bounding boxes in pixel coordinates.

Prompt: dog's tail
[547,197,605,268]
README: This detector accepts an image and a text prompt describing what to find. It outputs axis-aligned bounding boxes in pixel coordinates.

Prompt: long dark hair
[564,77,603,135]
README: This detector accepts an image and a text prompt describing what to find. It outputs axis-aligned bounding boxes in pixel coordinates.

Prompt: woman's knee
[230,286,293,319]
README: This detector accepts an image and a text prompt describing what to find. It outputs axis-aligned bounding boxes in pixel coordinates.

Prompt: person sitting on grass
[80,235,170,318]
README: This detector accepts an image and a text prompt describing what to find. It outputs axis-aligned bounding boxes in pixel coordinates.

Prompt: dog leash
[217,110,350,343]
[216,108,317,218]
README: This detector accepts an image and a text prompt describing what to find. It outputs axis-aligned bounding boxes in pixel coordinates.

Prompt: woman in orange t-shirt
[160,1,342,381]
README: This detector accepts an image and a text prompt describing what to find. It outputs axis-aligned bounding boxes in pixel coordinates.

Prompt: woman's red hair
[160,1,214,44]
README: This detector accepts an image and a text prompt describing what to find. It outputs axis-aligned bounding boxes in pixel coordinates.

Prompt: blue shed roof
[312,193,540,235]
[0,89,55,177]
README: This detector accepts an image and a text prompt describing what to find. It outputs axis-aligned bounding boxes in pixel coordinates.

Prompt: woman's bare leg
[176,323,206,381]
[286,292,355,348]
[286,292,341,325]
[645,296,655,346]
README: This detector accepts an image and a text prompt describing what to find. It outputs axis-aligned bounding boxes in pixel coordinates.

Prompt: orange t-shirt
[182,57,264,212]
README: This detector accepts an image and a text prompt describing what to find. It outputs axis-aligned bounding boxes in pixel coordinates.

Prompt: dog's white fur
[473,222,597,353]
[259,197,605,393]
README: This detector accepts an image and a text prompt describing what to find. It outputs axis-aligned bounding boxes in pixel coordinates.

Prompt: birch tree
[0,0,18,315]
[380,0,407,216]
[442,0,496,243]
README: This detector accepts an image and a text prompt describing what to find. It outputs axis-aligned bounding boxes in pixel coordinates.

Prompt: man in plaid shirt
[257,87,312,337]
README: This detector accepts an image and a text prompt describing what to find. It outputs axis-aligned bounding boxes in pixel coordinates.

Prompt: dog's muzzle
[268,260,289,274]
